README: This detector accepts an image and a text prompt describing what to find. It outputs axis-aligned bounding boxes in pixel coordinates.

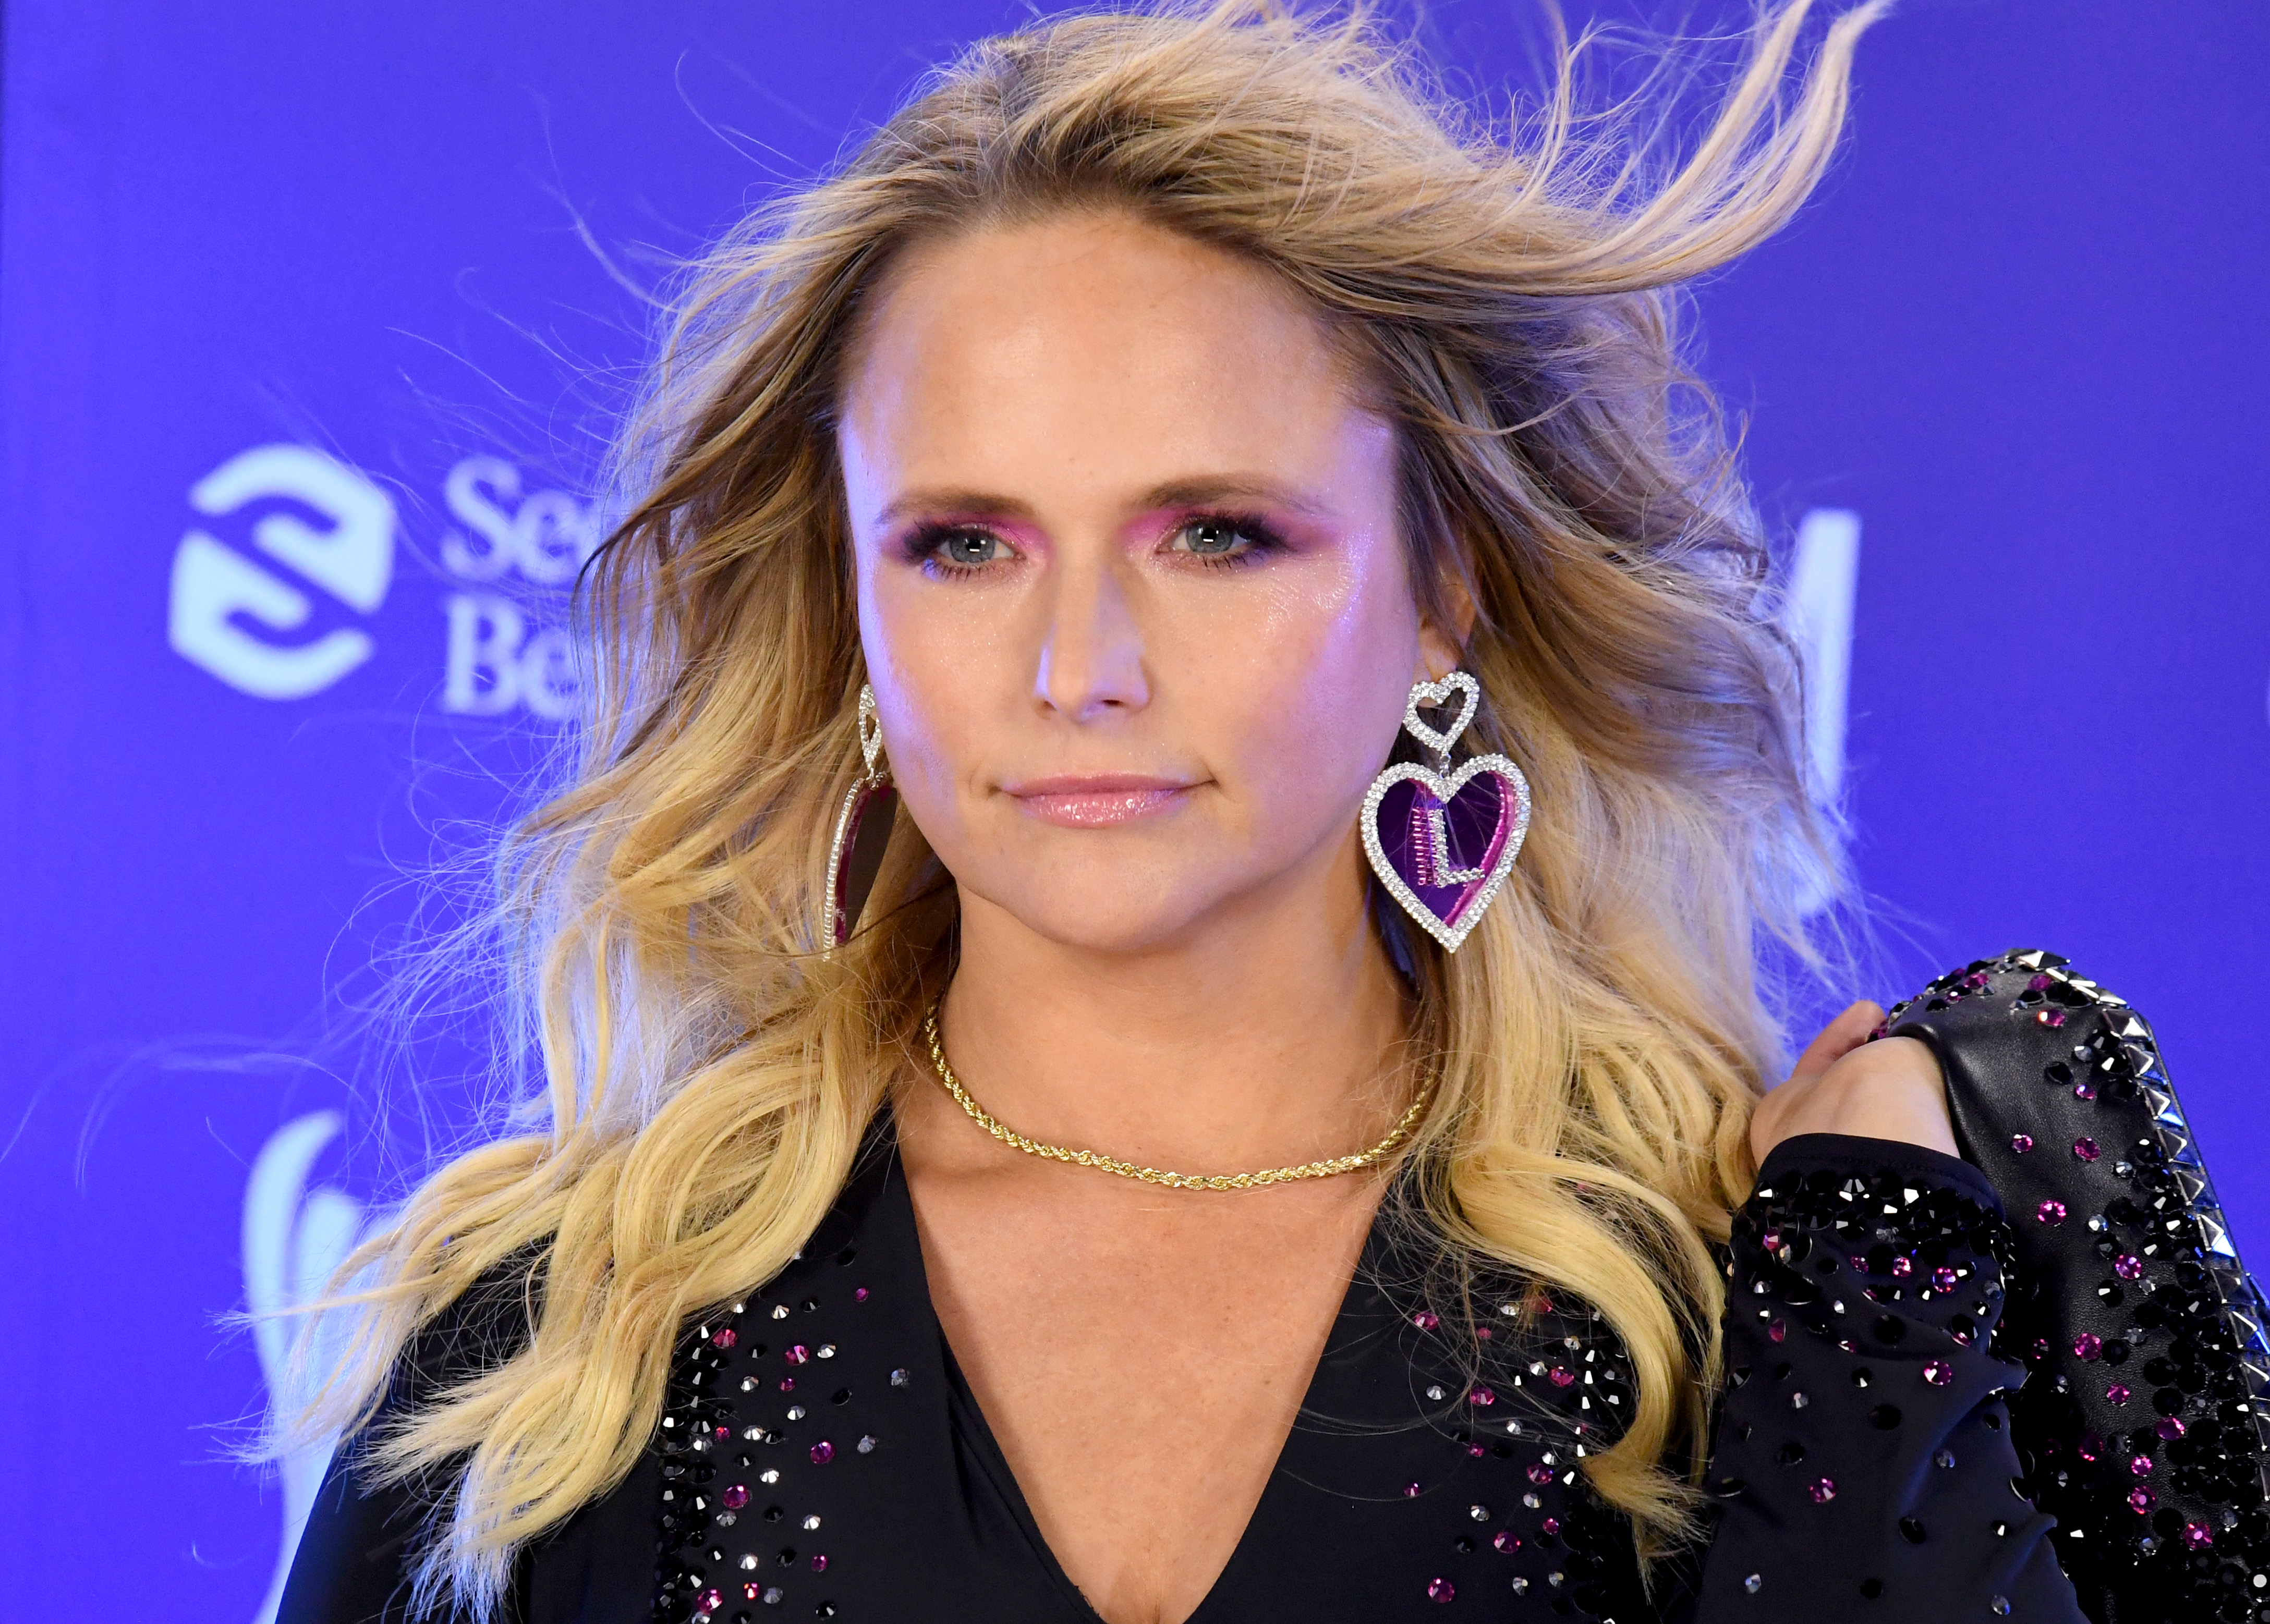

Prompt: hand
[1749,999,1957,1165]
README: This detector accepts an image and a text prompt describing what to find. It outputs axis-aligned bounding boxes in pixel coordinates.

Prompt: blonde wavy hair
[271,1,1880,1614]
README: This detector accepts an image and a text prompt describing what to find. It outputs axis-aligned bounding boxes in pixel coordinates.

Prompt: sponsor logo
[436,455,596,719]
[169,445,397,699]
[173,445,598,718]
[1782,507,1862,915]
[242,1112,370,1624]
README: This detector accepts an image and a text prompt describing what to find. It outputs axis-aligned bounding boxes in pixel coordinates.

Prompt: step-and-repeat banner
[4,2,2264,1616]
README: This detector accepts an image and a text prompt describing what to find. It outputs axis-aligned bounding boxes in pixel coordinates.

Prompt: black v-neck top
[280,1129,2089,1624]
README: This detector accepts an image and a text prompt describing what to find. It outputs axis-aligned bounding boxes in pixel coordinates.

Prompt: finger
[1788,999,1885,1086]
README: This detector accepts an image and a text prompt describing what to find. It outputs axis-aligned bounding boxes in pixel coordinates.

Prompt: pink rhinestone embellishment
[1528,1463,1555,1485]
[2010,1133,2034,1154]
[2157,1417,2187,1441]
[2114,1254,2144,1280]
[1494,1531,1520,1552]
[2028,973,2053,991]
[2129,1455,2153,1478]
[2036,1200,2067,1225]
[2072,1137,2101,1162]
[696,1589,723,1615]
[780,1378,795,1392]
[1468,1386,1495,1407]
[1767,1318,1788,1343]
[854,1287,870,1302]
[810,1440,835,1464]
[721,1484,750,1510]
[811,1555,828,1572]
[786,1344,810,1364]
[1541,1517,1561,1535]
[1761,1230,1783,1253]
[2073,1333,2103,1361]
[2128,1488,2154,1513]
[1922,1360,1954,1386]
[1807,1478,1837,1504]
[1932,1267,1959,1291]
[2107,1383,2132,1405]
[1404,1482,1422,1498]
[2037,1009,2067,1028]
[1891,1256,1913,1278]
[1413,1310,1440,1331]
[1548,1366,1575,1387]
[711,1328,737,1350]
[2076,1433,2103,1462]
[1427,1578,1455,1603]
[2183,1522,2215,1550]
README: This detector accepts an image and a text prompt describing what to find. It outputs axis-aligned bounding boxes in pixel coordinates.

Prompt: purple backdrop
[4,2,2265,1616]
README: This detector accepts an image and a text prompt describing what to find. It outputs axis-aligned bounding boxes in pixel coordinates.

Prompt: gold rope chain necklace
[920,1002,1434,1192]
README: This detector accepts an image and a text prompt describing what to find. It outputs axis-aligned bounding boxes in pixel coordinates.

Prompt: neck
[925,853,1413,1177]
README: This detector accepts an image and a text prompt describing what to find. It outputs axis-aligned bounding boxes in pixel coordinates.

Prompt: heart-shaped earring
[1361,669,1532,954]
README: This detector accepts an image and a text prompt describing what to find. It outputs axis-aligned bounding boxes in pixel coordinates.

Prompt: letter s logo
[168,444,396,699]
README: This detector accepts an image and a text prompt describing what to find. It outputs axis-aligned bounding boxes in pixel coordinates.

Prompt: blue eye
[910,525,1016,574]
[1168,512,1281,567]
[942,532,1001,566]
[1179,519,1245,556]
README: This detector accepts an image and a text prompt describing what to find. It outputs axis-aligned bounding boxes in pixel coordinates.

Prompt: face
[839,209,1460,953]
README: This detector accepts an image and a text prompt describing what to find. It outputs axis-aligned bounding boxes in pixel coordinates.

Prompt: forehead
[837,209,1374,496]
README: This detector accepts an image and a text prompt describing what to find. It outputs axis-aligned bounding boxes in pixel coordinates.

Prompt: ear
[1414,571,1478,683]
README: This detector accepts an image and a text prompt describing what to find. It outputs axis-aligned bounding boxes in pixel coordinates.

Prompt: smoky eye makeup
[896,505,1298,580]
[902,520,1019,576]
[1160,509,1290,569]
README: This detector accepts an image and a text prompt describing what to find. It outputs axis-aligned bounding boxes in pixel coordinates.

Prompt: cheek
[853,559,977,826]
[1212,547,1419,817]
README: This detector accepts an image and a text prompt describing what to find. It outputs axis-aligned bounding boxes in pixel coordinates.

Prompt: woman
[270,4,2269,1621]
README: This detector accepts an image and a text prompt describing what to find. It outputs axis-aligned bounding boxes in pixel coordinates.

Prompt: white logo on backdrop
[1782,508,1862,915]
[243,1111,371,1624]
[172,445,599,718]
[437,455,597,719]
[169,445,398,699]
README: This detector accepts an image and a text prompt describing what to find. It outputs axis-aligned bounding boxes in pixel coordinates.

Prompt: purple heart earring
[823,683,898,951]
[1361,670,1532,954]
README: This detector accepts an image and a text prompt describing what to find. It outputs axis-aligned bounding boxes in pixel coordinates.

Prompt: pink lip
[1003,774,1197,827]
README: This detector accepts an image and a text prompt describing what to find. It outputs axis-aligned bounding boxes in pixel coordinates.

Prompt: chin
[960,853,1245,956]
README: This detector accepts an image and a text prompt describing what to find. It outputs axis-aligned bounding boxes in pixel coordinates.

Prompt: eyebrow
[876,474,1331,529]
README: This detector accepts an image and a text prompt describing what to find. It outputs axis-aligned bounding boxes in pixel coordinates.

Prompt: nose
[1033,550,1149,723]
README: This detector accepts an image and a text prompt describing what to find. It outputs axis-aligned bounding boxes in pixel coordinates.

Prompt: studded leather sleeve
[1684,1133,2088,1623]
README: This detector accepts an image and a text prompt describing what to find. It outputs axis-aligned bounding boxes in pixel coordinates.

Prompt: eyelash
[903,510,1286,578]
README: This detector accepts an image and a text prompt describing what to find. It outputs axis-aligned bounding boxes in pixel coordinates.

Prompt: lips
[1003,774,1196,828]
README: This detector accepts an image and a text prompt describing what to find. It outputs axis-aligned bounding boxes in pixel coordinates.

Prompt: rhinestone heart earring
[1360,670,1533,954]
[823,684,898,951]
